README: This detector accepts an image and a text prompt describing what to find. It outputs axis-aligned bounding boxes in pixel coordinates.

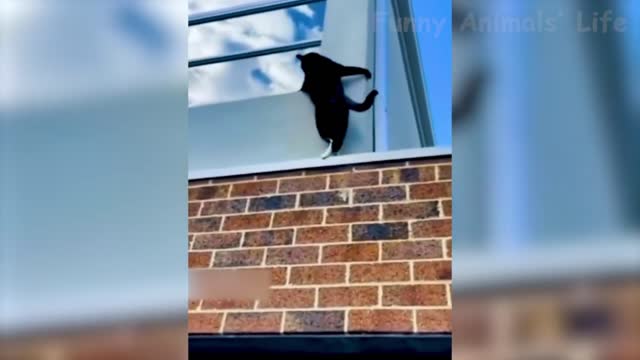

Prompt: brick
[382,285,447,306]
[189,300,200,310]
[193,233,242,250]
[213,249,264,267]
[189,313,223,333]
[329,172,379,188]
[201,199,247,215]
[201,299,254,310]
[269,267,288,285]
[349,310,412,332]
[289,265,346,285]
[256,170,304,179]
[189,202,201,217]
[299,190,349,207]
[266,246,319,265]
[296,225,348,244]
[189,185,229,201]
[326,205,379,224]
[248,195,296,212]
[353,186,406,204]
[258,288,315,309]
[224,312,282,333]
[222,213,271,230]
[322,244,378,263]
[383,201,439,220]
[285,311,344,333]
[412,219,451,238]
[353,160,407,170]
[410,182,451,200]
[442,200,452,217]
[350,263,410,283]
[188,252,211,268]
[382,166,436,184]
[352,222,408,241]
[188,234,193,245]
[382,240,443,260]
[318,286,378,307]
[272,210,323,227]
[230,180,277,197]
[414,261,452,280]
[244,229,293,247]
[438,165,451,180]
[417,310,452,332]
[446,239,452,258]
[189,217,221,233]
[278,176,326,193]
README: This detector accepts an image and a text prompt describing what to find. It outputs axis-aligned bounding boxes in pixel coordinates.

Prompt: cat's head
[296,52,329,74]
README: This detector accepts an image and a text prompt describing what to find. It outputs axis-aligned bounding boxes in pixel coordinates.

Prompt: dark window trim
[189,0,326,26]
[188,40,321,68]
[189,333,451,358]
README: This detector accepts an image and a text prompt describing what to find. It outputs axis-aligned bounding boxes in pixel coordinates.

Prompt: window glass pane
[189,2,325,60]
[189,47,318,106]
[188,1,326,106]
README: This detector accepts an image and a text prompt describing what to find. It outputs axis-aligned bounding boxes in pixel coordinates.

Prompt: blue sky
[412,0,452,146]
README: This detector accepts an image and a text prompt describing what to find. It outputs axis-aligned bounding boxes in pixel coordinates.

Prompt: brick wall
[188,156,452,334]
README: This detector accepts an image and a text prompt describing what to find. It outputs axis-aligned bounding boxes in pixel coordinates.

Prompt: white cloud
[257,52,304,93]
[304,26,322,40]
[290,5,315,18]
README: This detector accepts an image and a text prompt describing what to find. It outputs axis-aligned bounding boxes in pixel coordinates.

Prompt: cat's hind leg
[321,139,333,159]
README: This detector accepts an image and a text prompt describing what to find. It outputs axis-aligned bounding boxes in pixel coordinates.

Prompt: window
[188,0,452,178]
[188,0,327,106]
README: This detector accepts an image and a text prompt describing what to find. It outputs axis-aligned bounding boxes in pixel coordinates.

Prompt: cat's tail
[321,140,333,159]
[346,90,378,112]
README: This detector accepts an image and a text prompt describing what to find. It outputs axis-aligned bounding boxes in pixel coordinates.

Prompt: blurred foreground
[1,324,185,360]
[1,1,187,359]
[453,0,639,359]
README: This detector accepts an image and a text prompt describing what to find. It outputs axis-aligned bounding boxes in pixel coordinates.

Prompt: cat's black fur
[297,52,378,154]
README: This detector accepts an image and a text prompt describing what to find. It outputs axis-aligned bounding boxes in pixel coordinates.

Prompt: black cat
[296,52,378,159]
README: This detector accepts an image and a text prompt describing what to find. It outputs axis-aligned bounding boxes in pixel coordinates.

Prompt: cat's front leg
[340,66,372,79]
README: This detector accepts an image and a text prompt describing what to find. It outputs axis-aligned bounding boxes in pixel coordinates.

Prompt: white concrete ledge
[189,146,451,180]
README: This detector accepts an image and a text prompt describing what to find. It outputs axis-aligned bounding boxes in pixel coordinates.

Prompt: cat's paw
[364,70,372,79]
